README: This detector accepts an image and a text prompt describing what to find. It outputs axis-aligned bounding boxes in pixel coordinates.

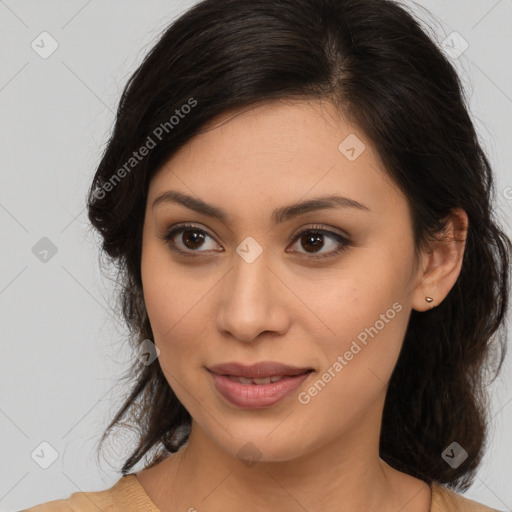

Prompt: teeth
[252,377,272,385]
[228,375,286,385]
[238,376,257,384]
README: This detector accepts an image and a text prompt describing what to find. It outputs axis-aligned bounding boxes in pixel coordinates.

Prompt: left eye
[161,223,351,259]
[287,225,350,259]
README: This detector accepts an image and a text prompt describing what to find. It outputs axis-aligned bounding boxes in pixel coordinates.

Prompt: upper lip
[207,361,314,379]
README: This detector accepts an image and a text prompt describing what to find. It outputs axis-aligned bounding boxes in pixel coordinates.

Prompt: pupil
[302,232,324,253]
[183,230,204,249]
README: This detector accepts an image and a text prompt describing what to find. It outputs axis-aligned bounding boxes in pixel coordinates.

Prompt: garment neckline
[125,473,162,511]
[124,473,438,512]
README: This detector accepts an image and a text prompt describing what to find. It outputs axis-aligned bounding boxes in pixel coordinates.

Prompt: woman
[24,0,510,510]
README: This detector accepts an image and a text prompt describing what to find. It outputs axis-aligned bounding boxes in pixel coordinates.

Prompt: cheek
[311,256,410,379]
[141,253,217,375]
[143,278,205,349]
[298,292,407,425]
[141,245,189,346]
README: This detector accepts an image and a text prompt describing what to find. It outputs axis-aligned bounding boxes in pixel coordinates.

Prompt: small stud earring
[425,296,434,309]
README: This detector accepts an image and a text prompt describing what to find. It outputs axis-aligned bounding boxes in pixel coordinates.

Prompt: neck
[139,411,431,512]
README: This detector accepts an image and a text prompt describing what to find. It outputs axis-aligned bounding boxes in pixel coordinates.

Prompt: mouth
[207,361,315,380]
[206,361,315,408]
[216,371,314,385]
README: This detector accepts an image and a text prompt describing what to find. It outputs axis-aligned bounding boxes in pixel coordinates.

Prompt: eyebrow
[152,190,370,226]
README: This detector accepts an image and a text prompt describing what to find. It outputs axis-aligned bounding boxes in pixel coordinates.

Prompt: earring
[425,296,434,309]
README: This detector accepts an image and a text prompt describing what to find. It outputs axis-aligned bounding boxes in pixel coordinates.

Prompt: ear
[411,207,469,312]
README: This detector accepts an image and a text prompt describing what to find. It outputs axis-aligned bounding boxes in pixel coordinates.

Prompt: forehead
[148,99,407,224]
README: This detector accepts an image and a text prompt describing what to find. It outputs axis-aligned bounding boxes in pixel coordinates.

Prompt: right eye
[160,223,223,257]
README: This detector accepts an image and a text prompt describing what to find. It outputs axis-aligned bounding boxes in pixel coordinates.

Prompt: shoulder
[21,475,156,512]
[20,488,113,512]
[431,482,503,512]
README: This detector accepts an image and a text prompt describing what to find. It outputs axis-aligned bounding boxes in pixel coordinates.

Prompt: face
[141,98,422,464]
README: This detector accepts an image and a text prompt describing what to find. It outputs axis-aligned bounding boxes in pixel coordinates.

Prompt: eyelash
[160,223,351,260]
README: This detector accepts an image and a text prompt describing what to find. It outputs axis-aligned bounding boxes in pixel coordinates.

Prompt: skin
[136,98,468,512]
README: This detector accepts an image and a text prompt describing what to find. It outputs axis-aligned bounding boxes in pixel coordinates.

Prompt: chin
[210,429,310,465]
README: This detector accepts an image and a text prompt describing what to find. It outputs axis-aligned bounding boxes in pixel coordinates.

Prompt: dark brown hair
[87,0,511,492]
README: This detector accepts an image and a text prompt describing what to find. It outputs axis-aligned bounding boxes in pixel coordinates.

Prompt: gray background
[1,1,511,511]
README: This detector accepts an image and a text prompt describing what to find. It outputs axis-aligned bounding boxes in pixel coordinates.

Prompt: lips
[207,363,315,409]
[207,361,314,379]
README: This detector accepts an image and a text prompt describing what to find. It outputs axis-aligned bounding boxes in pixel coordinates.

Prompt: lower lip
[208,370,313,409]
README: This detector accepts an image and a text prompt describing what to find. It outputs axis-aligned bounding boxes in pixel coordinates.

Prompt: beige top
[21,474,502,511]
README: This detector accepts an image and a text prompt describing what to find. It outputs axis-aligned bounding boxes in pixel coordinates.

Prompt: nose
[215,252,291,343]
